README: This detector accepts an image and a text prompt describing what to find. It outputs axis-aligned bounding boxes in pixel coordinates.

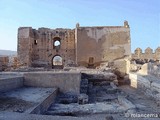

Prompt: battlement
[132,47,160,60]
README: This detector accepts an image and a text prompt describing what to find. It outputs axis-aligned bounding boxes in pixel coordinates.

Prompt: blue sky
[0,0,159,52]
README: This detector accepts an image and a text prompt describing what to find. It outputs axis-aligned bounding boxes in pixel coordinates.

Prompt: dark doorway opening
[88,57,94,68]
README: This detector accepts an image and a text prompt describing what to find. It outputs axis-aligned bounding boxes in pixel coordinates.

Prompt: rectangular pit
[0,87,57,114]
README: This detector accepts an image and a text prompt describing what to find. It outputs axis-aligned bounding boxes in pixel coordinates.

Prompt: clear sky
[0,0,159,52]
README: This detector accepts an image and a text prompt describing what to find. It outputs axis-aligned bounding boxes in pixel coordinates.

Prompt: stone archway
[52,55,63,69]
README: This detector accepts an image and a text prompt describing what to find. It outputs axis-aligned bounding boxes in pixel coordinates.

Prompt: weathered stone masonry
[18,21,131,68]
[18,27,75,68]
[132,47,160,61]
[0,56,9,71]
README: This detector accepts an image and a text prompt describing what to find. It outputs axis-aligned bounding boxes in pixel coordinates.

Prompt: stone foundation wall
[0,76,24,92]
[24,72,81,94]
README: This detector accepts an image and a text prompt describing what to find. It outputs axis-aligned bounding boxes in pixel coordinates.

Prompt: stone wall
[132,47,160,61]
[76,22,131,67]
[18,21,131,69]
[0,56,9,71]
[18,27,76,68]
[23,72,81,94]
[137,63,160,77]
[17,27,32,66]
[0,76,23,92]
[0,72,81,94]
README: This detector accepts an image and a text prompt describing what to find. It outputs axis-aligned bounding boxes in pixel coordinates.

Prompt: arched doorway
[52,55,63,69]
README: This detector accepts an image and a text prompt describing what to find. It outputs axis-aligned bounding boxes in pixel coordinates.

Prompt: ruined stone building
[0,56,9,71]
[132,47,160,61]
[17,21,131,68]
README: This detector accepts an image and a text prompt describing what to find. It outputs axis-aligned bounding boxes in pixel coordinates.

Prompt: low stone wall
[28,88,58,114]
[129,73,160,101]
[24,72,81,94]
[0,77,24,92]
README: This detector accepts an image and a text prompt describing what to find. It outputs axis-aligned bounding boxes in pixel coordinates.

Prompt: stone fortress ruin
[18,21,131,70]
[0,21,160,120]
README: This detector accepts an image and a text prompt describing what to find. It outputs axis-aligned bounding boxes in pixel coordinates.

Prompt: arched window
[53,37,61,48]
[54,40,60,46]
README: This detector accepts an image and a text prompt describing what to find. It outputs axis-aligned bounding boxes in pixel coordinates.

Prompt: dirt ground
[119,85,160,114]
[0,97,34,113]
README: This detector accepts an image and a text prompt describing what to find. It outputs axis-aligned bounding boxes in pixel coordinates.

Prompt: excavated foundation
[45,72,135,116]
